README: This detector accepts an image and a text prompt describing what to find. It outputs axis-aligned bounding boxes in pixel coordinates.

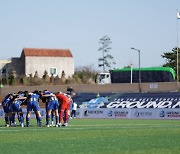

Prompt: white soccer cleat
[62,123,68,127]
[6,124,10,127]
[21,123,24,127]
[58,123,62,127]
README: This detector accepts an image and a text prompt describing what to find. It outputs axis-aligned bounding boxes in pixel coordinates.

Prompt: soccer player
[10,92,27,127]
[56,91,75,127]
[26,90,42,127]
[42,90,59,127]
[1,93,14,127]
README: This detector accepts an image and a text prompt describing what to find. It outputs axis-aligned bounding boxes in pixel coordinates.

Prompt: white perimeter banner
[76,108,180,119]
[0,108,180,119]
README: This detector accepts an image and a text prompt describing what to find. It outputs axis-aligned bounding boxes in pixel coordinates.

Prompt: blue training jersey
[43,91,56,102]
[2,94,13,106]
[28,93,40,102]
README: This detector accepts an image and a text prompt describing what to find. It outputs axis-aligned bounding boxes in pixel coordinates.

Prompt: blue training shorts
[27,101,40,112]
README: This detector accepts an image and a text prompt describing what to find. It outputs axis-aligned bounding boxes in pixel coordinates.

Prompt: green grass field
[0,119,180,154]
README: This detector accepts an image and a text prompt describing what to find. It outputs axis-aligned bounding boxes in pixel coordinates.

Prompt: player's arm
[42,93,55,97]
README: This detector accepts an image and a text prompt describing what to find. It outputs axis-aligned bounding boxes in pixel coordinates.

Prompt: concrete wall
[25,56,74,78]
[11,58,24,76]
[0,82,179,95]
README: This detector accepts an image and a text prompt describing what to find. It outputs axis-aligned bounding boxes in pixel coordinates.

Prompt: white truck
[97,72,111,84]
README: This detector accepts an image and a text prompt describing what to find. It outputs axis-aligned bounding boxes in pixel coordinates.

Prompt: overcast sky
[0,0,180,70]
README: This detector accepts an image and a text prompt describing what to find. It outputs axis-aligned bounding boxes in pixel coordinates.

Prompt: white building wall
[25,56,74,78]
[0,60,12,76]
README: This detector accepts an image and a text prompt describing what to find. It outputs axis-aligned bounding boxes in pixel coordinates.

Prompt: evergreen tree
[42,70,50,83]
[8,68,17,85]
[161,47,180,80]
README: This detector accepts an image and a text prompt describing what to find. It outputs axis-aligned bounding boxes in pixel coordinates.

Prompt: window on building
[50,67,57,76]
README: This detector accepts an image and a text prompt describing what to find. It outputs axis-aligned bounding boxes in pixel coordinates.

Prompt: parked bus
[97,67,176,84]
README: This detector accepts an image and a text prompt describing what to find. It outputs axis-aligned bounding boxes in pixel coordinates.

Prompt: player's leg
[50,110,55,126]
[70,110,73,119]
[11,112,16,126]
[46,109,52,127]
[35,110,42,127]
[18,111,24,127]
[4,113,9,127]
[26,102,32,127]
[54,100,59,127]
[59,108,65,127]
[54,109,59,127]
[3,106,10,127]
[10,104,16,127]
[18,106,24,127]
[26,111,31,127]
[74,110,77,118]
[62,108,69,127]
[33,102,42,127]
[63,102,70,126]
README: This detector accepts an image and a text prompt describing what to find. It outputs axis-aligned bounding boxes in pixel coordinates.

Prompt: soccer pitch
[0,119,180,154]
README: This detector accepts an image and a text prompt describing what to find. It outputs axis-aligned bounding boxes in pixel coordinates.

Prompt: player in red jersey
[56,91,75,127]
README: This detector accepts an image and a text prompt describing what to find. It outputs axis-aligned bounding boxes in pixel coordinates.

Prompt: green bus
[110,67,176,83]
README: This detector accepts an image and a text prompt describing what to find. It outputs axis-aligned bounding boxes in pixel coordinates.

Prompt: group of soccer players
[1,86,75,127]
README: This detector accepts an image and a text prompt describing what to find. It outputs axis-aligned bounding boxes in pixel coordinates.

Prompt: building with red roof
[0,48,74,78]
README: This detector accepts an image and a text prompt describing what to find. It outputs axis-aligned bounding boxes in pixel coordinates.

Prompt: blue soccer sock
[45,114,47,125]
[35,114,38,125]
[5,116,9,125]
[20,114,24,124]
[38,117,42,126]
[51,114,54,124]
[47,114,50,125]
[18,115,21,123]
[11,113,15,124]
[26,117,30,127]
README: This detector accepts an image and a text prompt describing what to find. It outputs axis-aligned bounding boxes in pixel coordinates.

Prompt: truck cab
[97,72,111,84]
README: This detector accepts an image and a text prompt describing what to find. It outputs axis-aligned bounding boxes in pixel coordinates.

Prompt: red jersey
[56,93,70,104]
[56,93,71,123]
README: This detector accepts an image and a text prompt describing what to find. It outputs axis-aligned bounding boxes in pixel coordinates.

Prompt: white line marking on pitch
[0,124,179,132]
